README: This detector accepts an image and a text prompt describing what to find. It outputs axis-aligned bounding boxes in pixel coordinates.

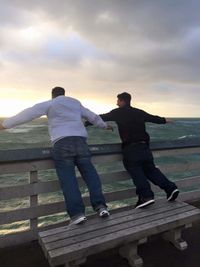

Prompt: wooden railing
[0,138,200,248]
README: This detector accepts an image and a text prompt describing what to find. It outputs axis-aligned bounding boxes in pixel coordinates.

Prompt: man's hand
[0,124,6,130]
[106,124,114,131]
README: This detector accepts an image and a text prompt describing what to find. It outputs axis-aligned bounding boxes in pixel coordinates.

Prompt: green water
[0,117,199,149]
[0,118,199,234]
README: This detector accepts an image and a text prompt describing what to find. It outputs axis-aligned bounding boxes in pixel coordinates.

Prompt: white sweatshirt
[2,96,107,143]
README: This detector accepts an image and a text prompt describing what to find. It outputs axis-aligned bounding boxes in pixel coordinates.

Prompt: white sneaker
[98,207,110,218]
[69,215,87,225]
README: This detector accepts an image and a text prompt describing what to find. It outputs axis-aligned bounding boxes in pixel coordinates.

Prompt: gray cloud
[0,0,199,115]
[23,0,200,83]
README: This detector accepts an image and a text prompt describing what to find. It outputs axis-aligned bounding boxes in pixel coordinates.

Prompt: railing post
[30,170,38,231]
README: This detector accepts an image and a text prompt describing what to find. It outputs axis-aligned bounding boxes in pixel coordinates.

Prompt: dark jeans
[52,136,107,218]
[122,143,177,199]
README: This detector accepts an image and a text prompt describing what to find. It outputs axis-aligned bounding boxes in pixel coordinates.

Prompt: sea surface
[0,117,200,234]
[0,117,200,149]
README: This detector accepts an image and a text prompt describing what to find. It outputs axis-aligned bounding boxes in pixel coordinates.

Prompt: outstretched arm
[100,111,115,122]
[81,105,113,130]
[85,110,115,127]
[2,101,50,129]
[142,110,166,124]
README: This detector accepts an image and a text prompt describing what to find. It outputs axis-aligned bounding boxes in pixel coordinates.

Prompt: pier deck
[1,201,200,267]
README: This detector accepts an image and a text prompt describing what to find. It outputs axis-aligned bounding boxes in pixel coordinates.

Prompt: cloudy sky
[0,0,199,117]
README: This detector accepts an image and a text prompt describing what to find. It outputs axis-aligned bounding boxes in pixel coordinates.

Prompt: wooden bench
[38,200,200,267]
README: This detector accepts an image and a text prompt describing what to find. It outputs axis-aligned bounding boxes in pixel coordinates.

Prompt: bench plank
[49,209,199,265]
[46,205,194,251]
[38,201,200,267]
[39,200,187,238]
[43,203,193,249]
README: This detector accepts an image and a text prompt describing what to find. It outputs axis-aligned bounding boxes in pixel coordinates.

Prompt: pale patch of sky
[0,0,200,117]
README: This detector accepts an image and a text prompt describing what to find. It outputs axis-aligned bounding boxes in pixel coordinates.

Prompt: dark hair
[117,92,131,105]
[52,87,65,98]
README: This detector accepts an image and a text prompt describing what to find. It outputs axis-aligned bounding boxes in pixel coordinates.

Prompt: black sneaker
[167,189,179,201]
[135,197,155,209]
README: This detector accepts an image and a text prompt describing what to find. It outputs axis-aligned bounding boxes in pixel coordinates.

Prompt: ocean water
[0,117,200,234]
[0,117,199,150]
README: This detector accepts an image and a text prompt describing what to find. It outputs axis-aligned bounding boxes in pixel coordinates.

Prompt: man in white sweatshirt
[0,87,111,225]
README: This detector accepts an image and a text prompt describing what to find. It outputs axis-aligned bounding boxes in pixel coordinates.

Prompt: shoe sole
[135,199,155,209]
[167,189,179,201]
[76,218,87,225]
[99,211,110,218]
[70,217,87,225]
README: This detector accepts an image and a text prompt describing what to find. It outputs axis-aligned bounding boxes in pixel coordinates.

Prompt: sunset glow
[0,1,199,118]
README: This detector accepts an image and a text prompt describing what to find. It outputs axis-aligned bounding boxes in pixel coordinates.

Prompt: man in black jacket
[89,92,179,208]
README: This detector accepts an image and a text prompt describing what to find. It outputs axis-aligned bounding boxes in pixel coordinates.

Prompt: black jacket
[100,105,166,148]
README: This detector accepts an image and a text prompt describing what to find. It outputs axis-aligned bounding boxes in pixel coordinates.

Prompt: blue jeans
[122,143,177,199]
[52,136,107,218]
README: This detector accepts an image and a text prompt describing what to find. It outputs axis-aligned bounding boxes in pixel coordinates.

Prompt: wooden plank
[0,147,52,163]
[0,202,66,224]
[150,138,200,151]
[0,154,122,174]
[150,176,200,193]
[154,191,200,203]
[153,146,200,157]
[1,202,197,251]
[48,209,200,266]
[0,188,133,224]
[1,183,199,226]
[0,180,60,201]
[176,176,200,188]
[0,202,166,249]
[41,202,191,244]
[0,154,121,174]
[0,187,135,224]
[92,154,122,164]
[0,139,199,253]
[39,201,187,239]
[1,138,200,163]
[50,208,200,260]
[1,145,199,172]
[1,172,200,201]
[159,161,200,173]
[0,160,54,174]
[0,155,199,179]
[179,190,200,202]
[39,200,183,238]
[0,171,130,201]
[99,171,130,184]
[0,220,69,249]
[44,205,195,251]
[30,170,38,230]
[104,188,136,202]
[1,156,199,176]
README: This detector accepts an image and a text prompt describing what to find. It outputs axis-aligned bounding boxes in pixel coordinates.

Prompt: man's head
[52,87,65,99]
[117,92,131,107]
